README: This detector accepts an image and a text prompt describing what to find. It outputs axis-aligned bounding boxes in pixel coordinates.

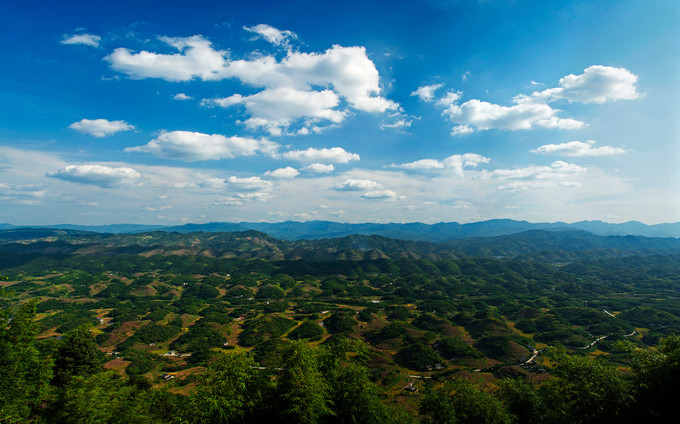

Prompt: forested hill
[2,218,679,240]
[1,228,679,262]
[3,227,680,423]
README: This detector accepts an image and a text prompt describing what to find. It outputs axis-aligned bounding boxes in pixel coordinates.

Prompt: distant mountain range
[1,219,679,240]
[1,227,679,263]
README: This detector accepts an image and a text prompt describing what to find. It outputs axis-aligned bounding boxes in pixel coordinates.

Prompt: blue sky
[1,0,678,225]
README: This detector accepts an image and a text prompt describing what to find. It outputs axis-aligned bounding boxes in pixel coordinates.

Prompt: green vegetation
[1,228,680,422]
[288,320,325,340]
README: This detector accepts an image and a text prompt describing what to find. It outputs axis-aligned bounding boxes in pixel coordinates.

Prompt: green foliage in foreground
[420,378,512,424]
[0,300,53,422]
[2,298,680,423]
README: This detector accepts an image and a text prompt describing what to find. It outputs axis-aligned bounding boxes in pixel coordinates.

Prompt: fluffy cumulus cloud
[422,65,639,135]
[265,167,299,178]
[244,24,296,47]
[226,44,398,113]
[46,164,142,188]
[411,83,443,102]
[392,153,490,176]
[333,179,383,191]
[520,65,640,104]
[204,87,345,135]
[125,130,278,161]
[173,93,192,100]
[61,33,101,47]
[451,125,474,136]
[360,189,398,200]
[69,119,135,137]
[330,177,398,201]
[532,140,627,157]
[436,91,462,108]
[105,31,398,134]
[394,159,444,170]
[444,154,490,175]
[105,36,229,81]
[283,147,359,163]
[303,163,334,173]
[442,99,585,133]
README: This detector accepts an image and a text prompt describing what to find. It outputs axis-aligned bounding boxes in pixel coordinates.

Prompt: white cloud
[61,33,101,47]
[444,99,585,132]
[226,45,399,113]
[244,24,296,47]
[435,89,584,133]
[411,83,443,102]
[360,189,398,200]
[265,167,299,178]
[392,153,490,176]
[212,198,244,207]
[451,125,474,136]
[125,130,278,161]
[496,180,582,193]
[211,191,273,206]
[531,140,627,157]
[380,119,412,130]
[204,87,345,135]
[394,159,445,170]
[204,94,244,108]
[293,211,318,220]
[105,35,398,130]
[521,65,640,104]
[303,163,335,173]
[46,164,142,188]
[333,179,383,191]
[485,160,587,181]
[443,154,491,176]
[105,35,230,81]
[69,119,135,137]
[227,176,272,191]
[429,66,639,135]
[174,93,192,100]
[236,191,272,201]
[141,204,173,211]
[283,147,359,163]
[436,90,462,108]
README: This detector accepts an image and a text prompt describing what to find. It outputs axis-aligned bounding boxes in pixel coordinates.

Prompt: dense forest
[1,228,679,423]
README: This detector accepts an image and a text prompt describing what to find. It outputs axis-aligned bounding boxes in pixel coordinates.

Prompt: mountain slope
[1,228,679,263]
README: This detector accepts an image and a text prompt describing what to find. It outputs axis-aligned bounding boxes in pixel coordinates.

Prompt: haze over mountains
[1,219,679,241]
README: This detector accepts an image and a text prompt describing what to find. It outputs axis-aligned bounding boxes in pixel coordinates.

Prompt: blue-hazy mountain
[169,219,680,240]
[1,219,678,241]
